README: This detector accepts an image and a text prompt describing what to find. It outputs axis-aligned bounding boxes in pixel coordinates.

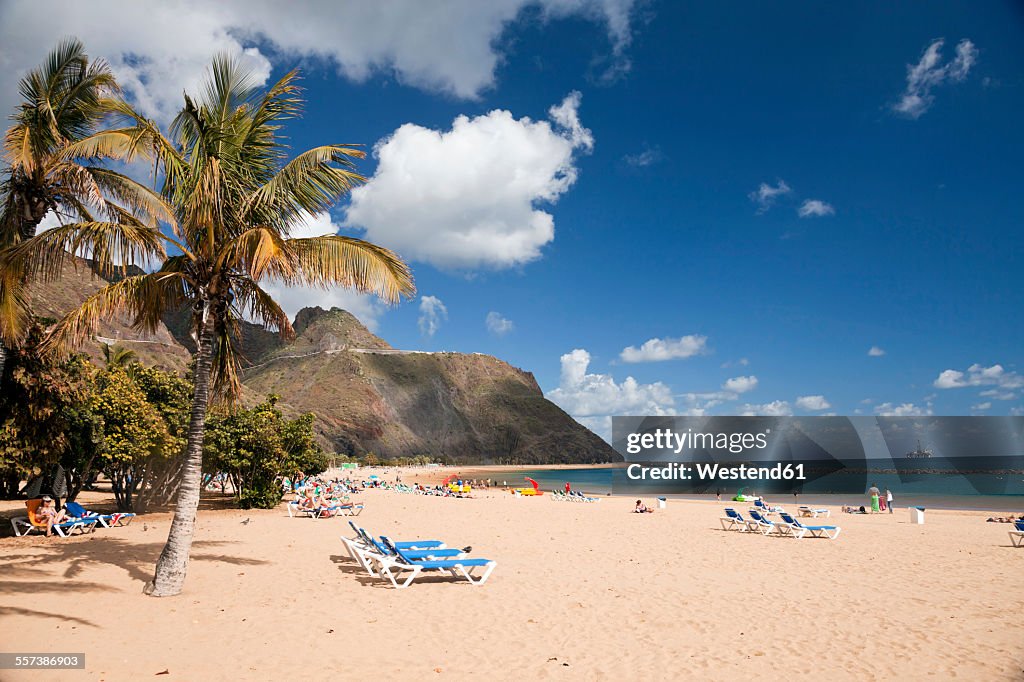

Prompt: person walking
[886,488,894,514]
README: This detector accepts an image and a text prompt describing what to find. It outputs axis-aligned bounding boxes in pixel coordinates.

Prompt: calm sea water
[486,467,1024,512]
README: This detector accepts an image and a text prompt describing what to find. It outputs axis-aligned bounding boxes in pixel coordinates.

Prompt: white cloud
[722,375,758,394]
[934,363,1024,390]
[748,180,791,213]
[623,145,663,167]
[1010,407,1024,417]
[971,402,992,412]
[721,357,750,368]
[485,311,514,336]
[893,38,978,119]
[874,402,933,417]
[739,400,792,417]
[417,296,447,337]
[797,199,835,218]
[546,349,675,426]
[795,395,832,410]
[345,93,592,270]
[868,346,886,357]
[979,389,1016,401]
[0,1,637,120]
[262,283,385,332]
[619,335,708,363]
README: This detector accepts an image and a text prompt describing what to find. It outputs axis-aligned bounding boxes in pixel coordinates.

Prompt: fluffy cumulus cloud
[739,400,792,417]
[797,199,835,218]
[546,349,675,437]
[893,38,978,119]
[417,296,448,337]
[485,311,514,336]
[722,375,758,394]
[748,180,791,213]
[795,395,832,410]
[868,346,886,357]
[345,93,592,270]
[0,1,637,120]
[874,402,933,417]
[619,335,708,363]
[933,363,1024,390]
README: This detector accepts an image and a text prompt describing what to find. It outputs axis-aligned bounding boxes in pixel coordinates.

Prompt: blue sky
[2,1,1022,437]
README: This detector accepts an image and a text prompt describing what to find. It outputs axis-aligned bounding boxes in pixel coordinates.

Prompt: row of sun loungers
[550,490,599,502]
[10,500,136,538]
[340,521,497,588]
[721,507,841,539]
[286,499,364,519]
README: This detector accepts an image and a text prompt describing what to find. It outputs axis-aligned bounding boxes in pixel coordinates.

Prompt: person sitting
[35,496,68,537]
[634,499,654,513]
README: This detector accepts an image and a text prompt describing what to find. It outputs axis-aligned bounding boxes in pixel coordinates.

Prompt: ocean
[484,466,1024,512]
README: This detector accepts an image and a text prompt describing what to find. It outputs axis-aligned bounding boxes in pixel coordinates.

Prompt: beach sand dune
[1,479,1021,681]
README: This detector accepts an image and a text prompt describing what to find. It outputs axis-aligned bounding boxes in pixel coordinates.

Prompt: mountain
[241,306,617,464]
[27,261,618,464]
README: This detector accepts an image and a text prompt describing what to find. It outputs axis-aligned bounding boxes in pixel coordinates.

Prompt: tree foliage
[204,396,326,509]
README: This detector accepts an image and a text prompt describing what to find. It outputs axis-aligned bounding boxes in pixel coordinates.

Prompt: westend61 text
[625,462,806,481]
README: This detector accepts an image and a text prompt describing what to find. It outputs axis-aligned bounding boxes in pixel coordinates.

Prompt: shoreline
[344,464,1024,512]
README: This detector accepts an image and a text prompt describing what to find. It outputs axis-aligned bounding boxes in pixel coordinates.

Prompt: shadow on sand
[0,538,268,587]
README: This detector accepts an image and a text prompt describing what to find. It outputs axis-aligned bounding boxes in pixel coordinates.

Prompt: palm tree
[100,341,138,368]
[0,38,171,379]
[5,55,415,596]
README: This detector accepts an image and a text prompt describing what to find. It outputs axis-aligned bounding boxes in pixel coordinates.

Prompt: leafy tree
[0,324,97,498]
[5,55,415,596]
[204,396,325,509]
[91,366,171,511]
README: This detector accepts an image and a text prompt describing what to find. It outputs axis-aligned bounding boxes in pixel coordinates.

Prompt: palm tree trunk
[146,309,215,597]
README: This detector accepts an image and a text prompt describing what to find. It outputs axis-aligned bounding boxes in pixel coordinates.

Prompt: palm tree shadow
[0,537,267,587]
[0,605,98,627]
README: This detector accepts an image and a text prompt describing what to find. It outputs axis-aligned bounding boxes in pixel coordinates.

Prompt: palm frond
[1,219,167,282]
[249,145,365,225]
[285,235,415,304]
[41,272,188,355]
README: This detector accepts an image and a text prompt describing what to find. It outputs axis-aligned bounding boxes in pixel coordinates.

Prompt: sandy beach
[1,468,1022,681]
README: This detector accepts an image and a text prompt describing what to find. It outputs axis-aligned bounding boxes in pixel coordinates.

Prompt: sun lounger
[798,505,830,518]
[11,500,100,537]
[371,536,497,589]
[720,507,750,531]
[64,501,136,528]
[1009,520,1024,548]
[753,499,783,515]
[778,512,841,539]
[745,509,779,535]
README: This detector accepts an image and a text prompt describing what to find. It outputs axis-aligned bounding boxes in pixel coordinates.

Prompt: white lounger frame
[368,554,497,589]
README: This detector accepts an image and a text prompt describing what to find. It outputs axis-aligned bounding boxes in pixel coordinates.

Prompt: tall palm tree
[0,38,171,379]
[4,55,415,596]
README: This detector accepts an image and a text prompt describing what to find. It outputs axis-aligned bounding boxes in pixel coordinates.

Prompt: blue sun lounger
[1009,520,1024,548]
[746,509,778,535]
[64,501,136,528]
[778,512,841,539]
[373,536,497,589]
[340,525,465,576]
[720,508,749,531]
